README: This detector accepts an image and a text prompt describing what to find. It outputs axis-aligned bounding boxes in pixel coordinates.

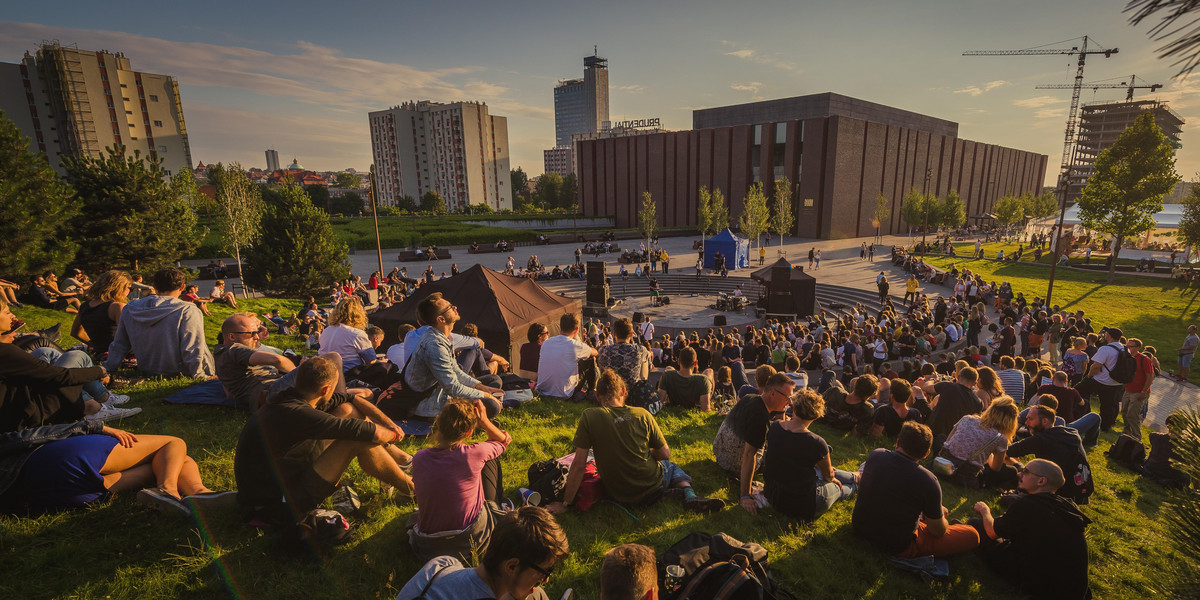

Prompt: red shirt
[1125,352,1155,393]
[181,292,199,302]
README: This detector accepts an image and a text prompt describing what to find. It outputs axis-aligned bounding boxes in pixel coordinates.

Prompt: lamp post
[1045,180,1069,307]
[368,165,383,279]
[921,169,932,256]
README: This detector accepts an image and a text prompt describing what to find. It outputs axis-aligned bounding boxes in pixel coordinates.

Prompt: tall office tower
[368,100,512,211]
[1065,99,1184,202]
[265,148,280,172]
[0,42,192,176]
[545,51,609,176]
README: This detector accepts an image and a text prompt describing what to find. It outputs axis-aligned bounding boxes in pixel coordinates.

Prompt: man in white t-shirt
[537,313,599,399]
[637,318,655,342]
[1076,327,1126,432]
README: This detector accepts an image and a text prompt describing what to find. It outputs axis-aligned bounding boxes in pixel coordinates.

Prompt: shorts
[659,460,692,491]
[1181,353,1194,368]
[0,435,117,515]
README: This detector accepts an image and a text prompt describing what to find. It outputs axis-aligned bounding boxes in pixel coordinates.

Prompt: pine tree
[64,145,198,273]
[0,110,79,282]
[242,182,350,296]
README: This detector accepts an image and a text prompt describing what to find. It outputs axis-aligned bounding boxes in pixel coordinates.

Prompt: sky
[4,0,1200,187]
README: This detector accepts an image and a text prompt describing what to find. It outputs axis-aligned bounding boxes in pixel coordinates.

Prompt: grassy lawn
[919,253,1200,381]
[0,298,1193,599]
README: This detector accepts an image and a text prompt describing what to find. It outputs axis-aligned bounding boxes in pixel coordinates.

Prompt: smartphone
[7,318,26,334]
[558,589,573,600]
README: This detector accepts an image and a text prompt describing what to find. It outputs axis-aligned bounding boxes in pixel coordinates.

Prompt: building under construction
[1066,100,1184,202]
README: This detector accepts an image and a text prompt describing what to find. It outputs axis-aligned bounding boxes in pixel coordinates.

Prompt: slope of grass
[0,296,1193,599]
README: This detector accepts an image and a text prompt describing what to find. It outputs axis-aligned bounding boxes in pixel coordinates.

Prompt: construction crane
[1035,74,1162,102]
[964,36,1118,185]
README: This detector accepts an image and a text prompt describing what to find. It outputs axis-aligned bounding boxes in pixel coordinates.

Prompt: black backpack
[659,532,796,600]
[1105,343,1138,384]
[1106,434,1146,470]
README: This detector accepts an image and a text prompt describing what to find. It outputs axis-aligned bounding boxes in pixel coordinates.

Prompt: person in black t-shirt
[820,375,879,435]
[972,459,1091,600]
[712,374,795,515]
[852,422,980,557]
[762,389,857,522]
[1005,406,1092,505]
[870,379,921,437]
[919,366,983,438]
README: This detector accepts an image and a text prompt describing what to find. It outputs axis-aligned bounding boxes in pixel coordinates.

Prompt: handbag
[931,432,1003,488]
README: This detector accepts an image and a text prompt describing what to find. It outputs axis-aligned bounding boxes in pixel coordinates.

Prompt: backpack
[659,532,796,600]
[527,459,570,502]
[628,379,662,415]
[1105,342,1138,384]
[274,508,355,560]
[1106,434,1146,470]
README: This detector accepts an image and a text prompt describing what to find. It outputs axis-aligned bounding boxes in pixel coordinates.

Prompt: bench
[195,264,242,280]
[397,249,452,262]
[468,246,504,254]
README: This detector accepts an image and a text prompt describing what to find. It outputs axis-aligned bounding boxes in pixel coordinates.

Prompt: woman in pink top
[409,397,511,563]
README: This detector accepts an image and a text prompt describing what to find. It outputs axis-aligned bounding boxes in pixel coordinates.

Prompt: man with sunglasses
[406,293,504,420]
[1005,405,1093,505]
[972,459,1091,599]
[710,373,795,515]
[214,313,297,410]
[396,505,569,600]
[104,268,215,379]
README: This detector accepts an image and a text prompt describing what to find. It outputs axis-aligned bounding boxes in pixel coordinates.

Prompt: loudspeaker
[587,261,606,285]
[770,266,792,295]
[769,292,792,315]
[714,315,727,326]
[586,282,609,305]
[661,296,670,306]
[633,311,645,323]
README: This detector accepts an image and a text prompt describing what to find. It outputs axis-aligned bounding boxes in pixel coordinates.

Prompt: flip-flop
[137,488,190,517]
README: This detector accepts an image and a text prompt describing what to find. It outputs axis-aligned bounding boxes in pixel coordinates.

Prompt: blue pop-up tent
[704,227,751,270]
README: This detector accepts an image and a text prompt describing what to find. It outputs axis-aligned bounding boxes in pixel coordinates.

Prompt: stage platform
[604,293,762,338]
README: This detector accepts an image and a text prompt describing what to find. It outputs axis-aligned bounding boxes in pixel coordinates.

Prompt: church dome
[288,158,304,170]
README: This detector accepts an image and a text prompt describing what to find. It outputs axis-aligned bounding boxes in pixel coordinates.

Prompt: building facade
[578,93,1047,239]
[1066,100,1184,202]
[265,148,280,172]
[369,100,512,210]
[545,53,610,177]
[0,42,192,176]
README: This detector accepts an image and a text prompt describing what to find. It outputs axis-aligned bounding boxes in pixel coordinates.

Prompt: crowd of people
[0,231,1194,600]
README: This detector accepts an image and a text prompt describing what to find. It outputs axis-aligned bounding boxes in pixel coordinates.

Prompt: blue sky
[4,0,1199,186]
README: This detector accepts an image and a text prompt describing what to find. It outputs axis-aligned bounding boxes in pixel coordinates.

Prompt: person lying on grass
[0,419,233,517]
[547,368,724,515]
[409,397,511,564]
[234,355,413,526]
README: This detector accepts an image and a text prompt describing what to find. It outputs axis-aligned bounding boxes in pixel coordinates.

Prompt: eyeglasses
[437,303,457,319]
[1018,467,1043,478]
[525,562,554,583]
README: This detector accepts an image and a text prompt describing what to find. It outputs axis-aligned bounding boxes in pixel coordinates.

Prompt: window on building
[149,95,159,102]
[126,111,133,115]
[158,145,167,152]
[120,84,127,88]
[164,170,171,177]
[153,120,162,127]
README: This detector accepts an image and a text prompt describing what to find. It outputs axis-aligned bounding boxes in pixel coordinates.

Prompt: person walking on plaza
[661,250,669,274]
[877,275,890,306]
[860,242,867,261]
[1177,324,1198,381]
[809,247,815,269]
[815,249,822,270]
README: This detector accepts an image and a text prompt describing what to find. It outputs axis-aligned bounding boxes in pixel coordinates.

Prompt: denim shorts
[659,460,692,491]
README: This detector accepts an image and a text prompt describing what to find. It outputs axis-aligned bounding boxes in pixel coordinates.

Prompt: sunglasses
[1018,467,1043,478]
[526,562,554,583]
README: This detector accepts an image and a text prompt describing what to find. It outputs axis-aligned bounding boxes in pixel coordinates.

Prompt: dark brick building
[577,93,1048,239]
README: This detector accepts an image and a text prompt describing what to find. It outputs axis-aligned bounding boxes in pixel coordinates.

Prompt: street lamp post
[1045,180,1070,308]
[921,168,932,256]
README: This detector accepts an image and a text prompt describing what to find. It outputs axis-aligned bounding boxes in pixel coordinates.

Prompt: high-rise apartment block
[265,148,280,172]
[369,100,511,211]
[545,52,609,177]
[0,42,192,176]
[1065,99,1184,202]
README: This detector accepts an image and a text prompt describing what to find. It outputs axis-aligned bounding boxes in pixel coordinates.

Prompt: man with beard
[406,293,505,419]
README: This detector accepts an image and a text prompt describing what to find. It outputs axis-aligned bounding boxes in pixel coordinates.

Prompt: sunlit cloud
[720,40,800,73]
[1014,95,1066,108]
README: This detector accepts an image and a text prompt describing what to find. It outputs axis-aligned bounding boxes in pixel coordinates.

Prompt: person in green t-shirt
[657,346,714,411]
[547,369,724,514]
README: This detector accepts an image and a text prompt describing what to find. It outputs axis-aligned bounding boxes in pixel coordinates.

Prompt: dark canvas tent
[704,227,750,270]
[751,257,816,317]
[370,264,582,372]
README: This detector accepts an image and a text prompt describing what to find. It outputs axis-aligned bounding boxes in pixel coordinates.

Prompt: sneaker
[685,497,726,513]
[104,394,131,406]
[138,487,190,517]
[86,405,142,422]
[183,491,238,514]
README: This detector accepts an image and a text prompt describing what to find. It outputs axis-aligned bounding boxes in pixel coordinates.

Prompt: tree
[1078,111,1180,282]
[899,188,933,235]
[0,110,79,281]
[533,172,563,210]
[306,184,332,213]
[1026,191,1059,220]
[770,177,795,250]
[871,193,891,244]
[560,173,578,211]
[511,167,531,203]
[331,191,364,216]
[171,168,211,218]
[711,187,730,232]
[208,162,263,287]
[638,191,658,250]
[242,181,350,297]
[396,195,418,213]
[334,172,362,189]
[64,145,198,273]
[739,183,771,258]
[421,190,447,215]
[993,195,1025,237]
[1157,409,1200,597]
[938,189,966,229]
[1178,180,1200,262]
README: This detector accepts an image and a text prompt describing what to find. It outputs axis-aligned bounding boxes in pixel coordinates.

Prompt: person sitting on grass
[657,346,713,411]
[213,313,302,411]
[761,388,859,522]
[0,419,234,517]
[852,421,980,558]
[25,274,80,313]
[234,356,414,526]
[711,373,795,514]
[820,374,879,435]
[104,268,216,380]
[869,378,921,437]
[537,312,599,402]
[408,397,512,564]
[179,284,212,317]
[601,543,658,600]
[319,297,380,373]
[1005,406,1093,505]
[209,280,239,309]
[971,459,1091,600]
[940,395,1020,489]
[395,505,569,600]
[547,369,725,514]
[70,270,130,359]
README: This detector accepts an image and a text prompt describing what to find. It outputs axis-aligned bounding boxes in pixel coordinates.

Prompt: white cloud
[720,41,799,73]
[615,84,645,94]
[730,82,763,94]
[954,86,983,96]
[726,49,755,59]
[954,80,1009,96]
[1014,96,1066,108]
[1035,107,1067,119]
[984,80,1008,91]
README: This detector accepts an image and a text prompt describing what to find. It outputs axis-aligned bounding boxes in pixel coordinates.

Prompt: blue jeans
[814,469,857,517]
[659,460,693,491]
[31,348,107,402]
[1018,408,1101,446]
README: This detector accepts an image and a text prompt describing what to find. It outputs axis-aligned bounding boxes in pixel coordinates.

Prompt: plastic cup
[519,487,541,506]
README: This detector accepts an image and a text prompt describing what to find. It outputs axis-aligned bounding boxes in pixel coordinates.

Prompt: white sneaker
[87,405,142,422]
[104,394,131,406]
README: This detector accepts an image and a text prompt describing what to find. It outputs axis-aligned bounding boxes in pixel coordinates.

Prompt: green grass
[0,297,1193,599]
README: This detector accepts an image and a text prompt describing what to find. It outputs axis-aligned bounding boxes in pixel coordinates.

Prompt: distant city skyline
[4,1,1200,188]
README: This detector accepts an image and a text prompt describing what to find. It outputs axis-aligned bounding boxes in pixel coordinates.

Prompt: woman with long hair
[760,388,858,522]
[70,270,130,358]
[940,395,1020,489]
[975,366,1005,405]
[319,297,376,371]
[409,397,511,563]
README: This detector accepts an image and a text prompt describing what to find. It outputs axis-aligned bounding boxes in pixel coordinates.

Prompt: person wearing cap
[971,458,1091,599]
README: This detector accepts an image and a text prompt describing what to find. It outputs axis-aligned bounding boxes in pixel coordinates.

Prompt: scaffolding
[1066,100,1184,202]
[37,42,101,160]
